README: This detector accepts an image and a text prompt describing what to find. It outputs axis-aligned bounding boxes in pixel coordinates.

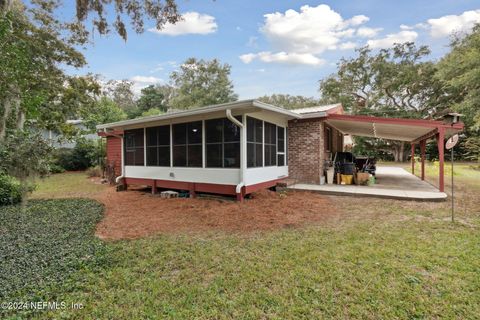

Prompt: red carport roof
[326,114,464,142]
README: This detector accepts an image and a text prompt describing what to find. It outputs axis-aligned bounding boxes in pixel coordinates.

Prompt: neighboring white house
[41,120,99,149]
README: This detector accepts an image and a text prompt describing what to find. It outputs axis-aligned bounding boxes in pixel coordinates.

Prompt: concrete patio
[288,166,447,201]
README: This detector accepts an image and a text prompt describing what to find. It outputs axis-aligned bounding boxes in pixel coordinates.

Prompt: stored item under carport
[356,172,370,185]
[341,174,354,185]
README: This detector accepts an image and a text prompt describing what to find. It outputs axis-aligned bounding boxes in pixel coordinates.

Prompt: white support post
[262,120,265,167]
[143,127,147,167]
[241,114,247,183]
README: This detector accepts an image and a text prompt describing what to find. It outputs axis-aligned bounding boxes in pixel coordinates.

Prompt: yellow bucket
[341,174,353,185]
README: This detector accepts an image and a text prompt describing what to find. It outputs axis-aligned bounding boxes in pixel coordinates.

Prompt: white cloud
[357,27,383,38]
[346,15,369,26]
[239,51,325,66]
[130,76,164,95]
[427,9,480,38]
[241,4,380,66]
[367,30,418,48]
[400,24,414,30]
[339,42,357,50]
[239,53,257,64]
[261,4,371,54]
[148,12,217,36]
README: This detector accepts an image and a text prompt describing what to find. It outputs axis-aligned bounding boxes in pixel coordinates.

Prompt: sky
[65,0,480,99]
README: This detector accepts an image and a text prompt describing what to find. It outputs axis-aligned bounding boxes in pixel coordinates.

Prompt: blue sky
[67,0,480,99]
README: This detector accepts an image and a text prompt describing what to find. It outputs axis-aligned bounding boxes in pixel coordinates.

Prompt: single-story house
[97,99,463,200]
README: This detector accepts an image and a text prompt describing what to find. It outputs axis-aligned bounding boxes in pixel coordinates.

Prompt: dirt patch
[94,187,339,240]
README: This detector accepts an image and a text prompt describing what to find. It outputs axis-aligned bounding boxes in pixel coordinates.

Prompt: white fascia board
[298,111,328,119]
[96,99,302,131]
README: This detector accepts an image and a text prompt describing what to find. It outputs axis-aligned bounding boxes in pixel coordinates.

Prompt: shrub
[54,139,105,171]
[86,165,102,177]
[49,163,66,174]
[0,174,22,206]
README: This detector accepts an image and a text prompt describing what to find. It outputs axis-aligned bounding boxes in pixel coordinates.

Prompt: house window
[325,126,333,152]
[173,121,202,167]
[247,117,263,167]
[206,117,241,168]
[264,121,277,166]
[146,125,170,166]
[277,126,285,166]
[124,128,144,166]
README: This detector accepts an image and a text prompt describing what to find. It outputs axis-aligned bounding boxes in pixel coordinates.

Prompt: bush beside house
[0,175,22,206]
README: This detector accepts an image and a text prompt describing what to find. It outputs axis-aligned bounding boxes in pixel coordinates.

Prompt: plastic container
[320,176,325,185]
[341,174,354,185]
[341,163,355,175]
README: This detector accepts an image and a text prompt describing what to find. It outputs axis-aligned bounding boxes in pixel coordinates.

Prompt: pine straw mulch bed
[94,187,340,240]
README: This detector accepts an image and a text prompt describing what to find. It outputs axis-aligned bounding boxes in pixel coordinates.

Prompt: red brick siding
[288,119,343,184]
[106,136,122,176]
[287,119,325,184]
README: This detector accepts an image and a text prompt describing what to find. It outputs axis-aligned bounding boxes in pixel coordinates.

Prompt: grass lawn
[31,171,106,199]
[3,167,480,319]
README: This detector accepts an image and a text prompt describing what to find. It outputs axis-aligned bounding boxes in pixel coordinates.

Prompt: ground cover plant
[0,199,108,318]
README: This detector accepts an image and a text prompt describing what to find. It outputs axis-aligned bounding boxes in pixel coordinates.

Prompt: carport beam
[437,128,445,192]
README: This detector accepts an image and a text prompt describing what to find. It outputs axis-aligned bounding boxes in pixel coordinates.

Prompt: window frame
[172,121,203,167]
[247,116,264,168]
[277,126,286,166]
[124,128,145,166]
[325,126,333,153]
[146,125,171,167]
[205,117,241,169]
[264,121,277,167]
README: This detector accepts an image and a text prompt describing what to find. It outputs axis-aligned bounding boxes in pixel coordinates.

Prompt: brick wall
[106,136,122,176]
[287,119,343,184]
[287,119,325,184]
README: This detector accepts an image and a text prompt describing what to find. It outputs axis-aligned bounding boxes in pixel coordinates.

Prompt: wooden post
[437,128,445,192]
[411,143,415,175]
[189,183,196,198]
[151,180,157,195]
[420,140,426,180]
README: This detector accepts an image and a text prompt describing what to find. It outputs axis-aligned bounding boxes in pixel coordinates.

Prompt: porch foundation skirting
[122,177,286,200]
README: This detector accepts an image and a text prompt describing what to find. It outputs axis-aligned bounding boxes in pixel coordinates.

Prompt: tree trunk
[0,0,14,15]
[0,97,12,141]
[392,142,406,162]
[0,86,20,141]
[16,107,25,130]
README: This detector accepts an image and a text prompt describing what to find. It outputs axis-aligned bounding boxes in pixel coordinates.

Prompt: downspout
[102,128,125,184]
[226,109,245,196]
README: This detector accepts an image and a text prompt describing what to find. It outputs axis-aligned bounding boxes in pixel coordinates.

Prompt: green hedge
[0,174,22,206]
[0,199,109,305]
[53,139,105,171]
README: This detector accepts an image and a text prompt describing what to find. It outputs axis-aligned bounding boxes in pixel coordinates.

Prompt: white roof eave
[96,99,302,131]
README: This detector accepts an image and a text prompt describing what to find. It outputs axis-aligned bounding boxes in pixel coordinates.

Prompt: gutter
[226,109,245,197]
